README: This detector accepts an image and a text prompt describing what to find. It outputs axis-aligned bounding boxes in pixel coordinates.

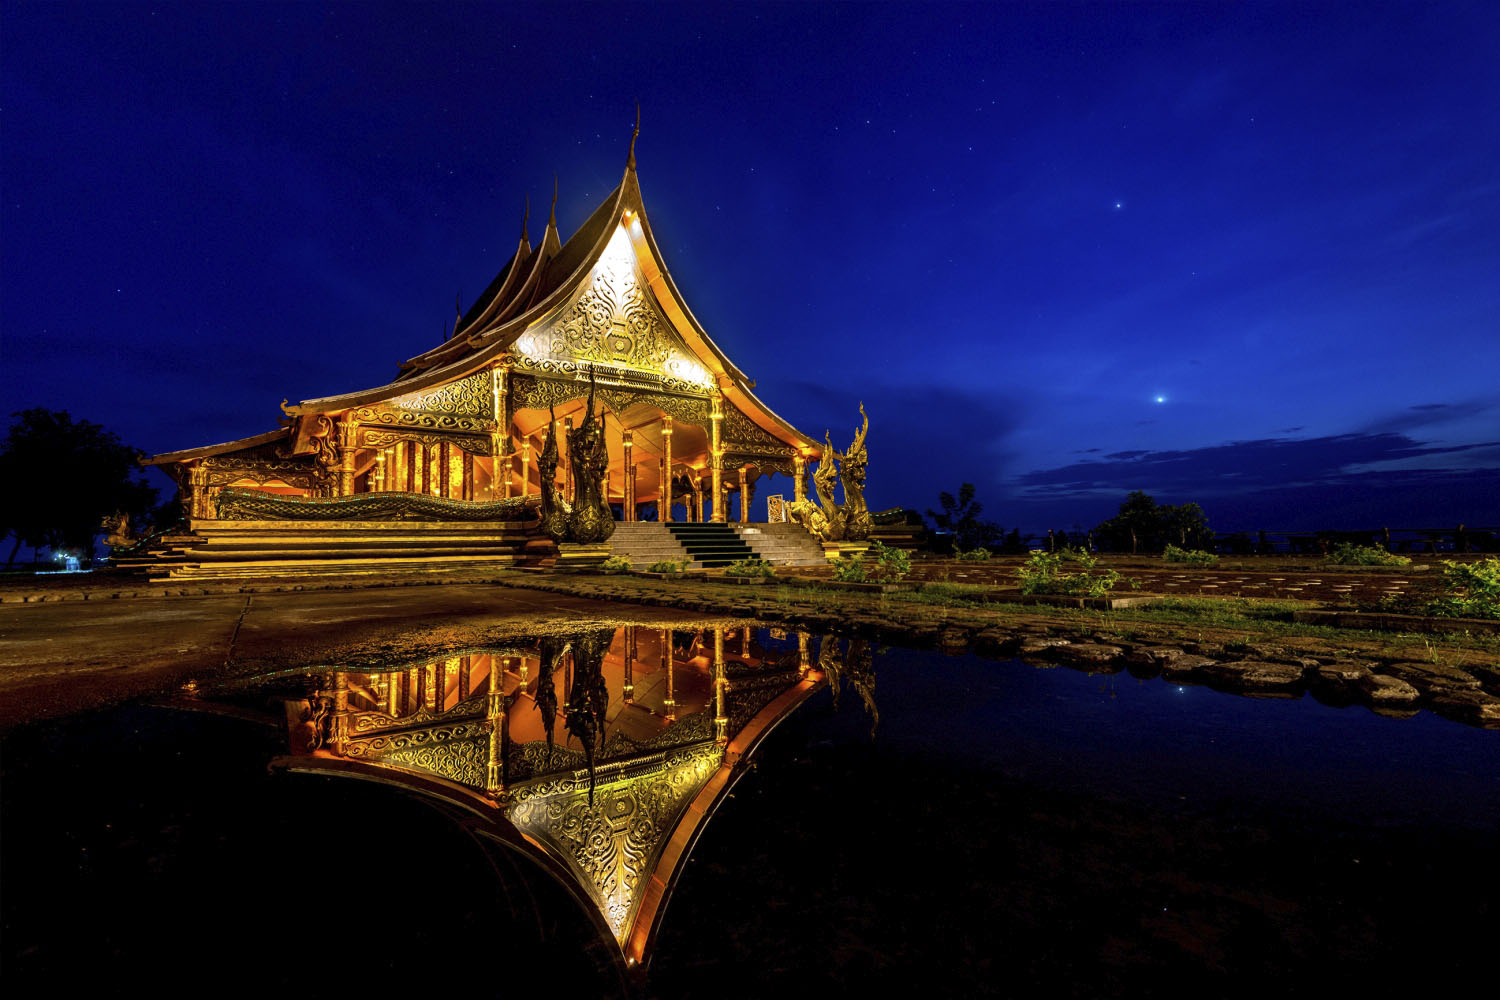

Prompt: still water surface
[3,622,1496,996]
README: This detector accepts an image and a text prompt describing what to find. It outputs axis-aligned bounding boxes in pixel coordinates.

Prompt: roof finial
[549,175,558,227]
[520,195,529,240]
[627,101,640,170]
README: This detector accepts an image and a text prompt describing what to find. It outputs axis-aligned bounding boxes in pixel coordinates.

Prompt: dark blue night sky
[4,2,1498,535]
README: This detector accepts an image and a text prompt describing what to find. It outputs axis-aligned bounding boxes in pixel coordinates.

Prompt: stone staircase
[117,519,533,581]
[607,522,696,569]
[733,522,829,566]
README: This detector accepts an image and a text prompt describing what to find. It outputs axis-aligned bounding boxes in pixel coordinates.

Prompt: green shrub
[600,555,633,573]
[956,548,990,562]
[832,554,868,583]
[646,558,692,574]
[1427,557,1500,620]
[724,557,775,579]
[1015,549,1121,599]
[1326,543,1411,566]
[869,541,911,582]
[1164,544,1219,565]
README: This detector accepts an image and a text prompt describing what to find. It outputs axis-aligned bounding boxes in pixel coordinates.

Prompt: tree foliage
[926,483,1003,552]
[1094,491,1212,553]
[0,409,157,566]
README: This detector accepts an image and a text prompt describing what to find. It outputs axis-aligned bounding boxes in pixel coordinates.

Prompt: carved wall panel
[389,370,492,419]
[360,429,493,456]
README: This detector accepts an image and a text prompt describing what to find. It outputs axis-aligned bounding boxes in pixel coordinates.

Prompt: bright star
[1113,201,1123,210]
[1154,395,1166,404]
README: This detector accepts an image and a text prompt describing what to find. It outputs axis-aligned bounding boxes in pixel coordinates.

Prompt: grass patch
[1163,544,1218,566]
[724,557,775,579]
[1325,543,1412,566]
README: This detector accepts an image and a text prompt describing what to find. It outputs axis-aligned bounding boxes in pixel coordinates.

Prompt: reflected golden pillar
[622,430,635,521]
[798,631,811,676]
[330,671,350,755]
[793,454,808,504]
[425,664,439,712]
[407,666,419,713]
[485,662,505,796]
[458,655,471,699]
[710,394,724,522]
[660,628,674,718]
[623,625,636,703]
[660,416,674,522]
[713,629,728,744]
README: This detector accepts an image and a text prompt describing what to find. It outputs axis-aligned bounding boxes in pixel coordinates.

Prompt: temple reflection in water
[201,625,874,976]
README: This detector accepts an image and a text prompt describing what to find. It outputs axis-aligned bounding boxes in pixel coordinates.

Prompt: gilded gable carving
[388,370,492,419]
[514,227,714,391]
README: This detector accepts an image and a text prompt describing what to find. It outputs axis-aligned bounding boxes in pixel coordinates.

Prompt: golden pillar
[710,394,724,522]
[520,439,531,498]
[660,416,674,522]
[793,454,808,504]
[562,416,574,502]
[490,366,510,499]
[187,462,209,519]
[622,430,635,522]
[374,450,386,492]
[439,441,451,498]
[712,629,728,744]
[338,412,358,496]
[739,464,753,524]
[797,631,811,676]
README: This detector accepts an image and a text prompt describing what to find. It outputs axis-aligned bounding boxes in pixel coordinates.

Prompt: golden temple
[137,128,844,576]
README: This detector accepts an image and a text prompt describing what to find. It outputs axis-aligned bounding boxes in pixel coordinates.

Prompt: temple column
[739,464,754,524]
[338,413,358,496]
[439,442,451,498]
[520,439,531,499]
[374,450,386,492]
[660,417,674,522]
[713,629,728,744]
[490,366,511,499]
[462,450,474,501]
[793,454,807,504]
[622,430,635,521]
[710,394,725,521]
[563,416,574,502]
[187,462,209,519]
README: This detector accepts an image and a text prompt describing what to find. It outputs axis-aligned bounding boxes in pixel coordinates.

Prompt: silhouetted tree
[1094,491,1213,553]
[926,483,1002,551]
[0,409,157,566]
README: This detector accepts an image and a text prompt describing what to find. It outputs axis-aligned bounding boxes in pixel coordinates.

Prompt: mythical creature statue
[789,404,872,542]
[810,431,847,541]
[563,630,612,803]
[566,377,615,543]
[838,403,871,541]
[538,404,573,542]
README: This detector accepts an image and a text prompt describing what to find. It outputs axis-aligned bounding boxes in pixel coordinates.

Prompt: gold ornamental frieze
[388,369,492,418]
[359,428,493,455]
[514,225,715,393]
[350,404,492,434]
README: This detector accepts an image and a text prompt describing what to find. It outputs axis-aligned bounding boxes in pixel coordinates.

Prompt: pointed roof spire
[549,175,558,228]
[520,195,530,241]
[627,101,640,171]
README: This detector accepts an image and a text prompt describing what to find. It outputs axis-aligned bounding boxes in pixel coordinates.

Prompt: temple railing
[212,487,540,522]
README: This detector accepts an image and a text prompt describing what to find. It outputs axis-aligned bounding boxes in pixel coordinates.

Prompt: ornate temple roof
[288,149,819,456]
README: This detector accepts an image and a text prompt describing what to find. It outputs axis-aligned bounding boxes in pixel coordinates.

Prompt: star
[1154,395,1166,404]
